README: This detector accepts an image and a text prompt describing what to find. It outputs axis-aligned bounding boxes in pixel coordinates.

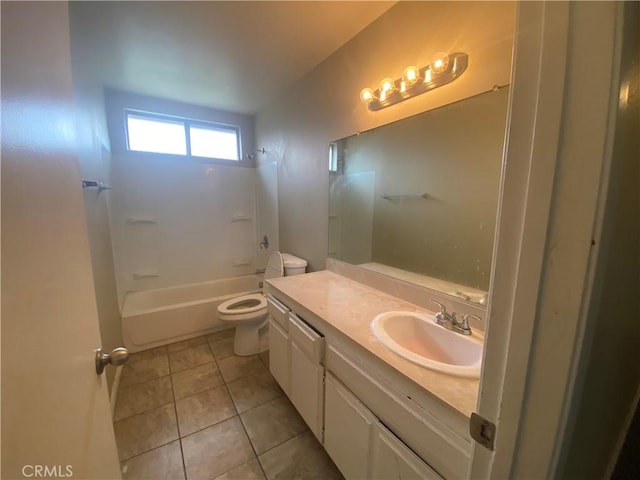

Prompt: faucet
[430,300,480,336]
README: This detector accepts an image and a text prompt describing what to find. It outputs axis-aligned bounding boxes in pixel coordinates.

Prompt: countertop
[267,270,480,418]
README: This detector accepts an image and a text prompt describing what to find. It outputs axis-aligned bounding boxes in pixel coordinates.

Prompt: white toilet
[217,251,307,356]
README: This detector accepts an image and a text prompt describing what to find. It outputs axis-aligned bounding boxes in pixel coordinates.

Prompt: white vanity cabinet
[265,278,473,480]
[267,294,326,442]
[288,312,325,442]
[326,343,470,479]
[325,372,442,480]
[266,295,291,395]
[324,372,377,479]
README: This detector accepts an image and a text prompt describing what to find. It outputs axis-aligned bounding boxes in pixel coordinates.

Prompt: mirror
[328,87,509,305]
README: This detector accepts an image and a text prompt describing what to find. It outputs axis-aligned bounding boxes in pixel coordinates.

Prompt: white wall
[256,1,516,272]
[255,160,280,269]
[68,6,123,391]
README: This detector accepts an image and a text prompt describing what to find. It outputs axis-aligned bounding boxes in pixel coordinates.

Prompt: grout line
[126,347,168,365]
[235,390,268,479]
[212,346,270,479]
[169,358,189,480]
[258,428,311,457]
[113,399,176,425]
[118,368,172,391]
[165,336,208,355]
[118,438,183,464]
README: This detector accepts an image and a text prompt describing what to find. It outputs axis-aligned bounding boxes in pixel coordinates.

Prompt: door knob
[95,347,129,375]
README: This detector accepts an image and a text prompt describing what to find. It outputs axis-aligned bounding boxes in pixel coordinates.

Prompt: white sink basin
[371,311,483,378]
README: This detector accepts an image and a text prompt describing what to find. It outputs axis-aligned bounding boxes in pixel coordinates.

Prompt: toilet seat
[217,294,267,322]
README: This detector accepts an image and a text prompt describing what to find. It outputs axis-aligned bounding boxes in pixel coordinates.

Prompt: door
[371,424,442,480]
[1,2,121,479]
[268,318,291,395]
[471,2,623,478]
[324,373,377,479]
[289,314,325,442]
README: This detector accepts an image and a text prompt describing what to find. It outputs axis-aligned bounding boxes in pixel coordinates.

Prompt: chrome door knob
[95,347,129,375]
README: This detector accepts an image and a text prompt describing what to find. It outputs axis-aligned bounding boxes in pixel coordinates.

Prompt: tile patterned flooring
[114,330,342,480]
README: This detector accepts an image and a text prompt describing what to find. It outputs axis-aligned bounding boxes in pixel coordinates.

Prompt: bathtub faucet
[256,268,266,274]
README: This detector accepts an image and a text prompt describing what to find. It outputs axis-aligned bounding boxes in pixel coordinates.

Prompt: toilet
[217,251,307,356]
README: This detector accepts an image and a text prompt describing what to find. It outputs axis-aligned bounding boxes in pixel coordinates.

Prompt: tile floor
[114,330,342,480]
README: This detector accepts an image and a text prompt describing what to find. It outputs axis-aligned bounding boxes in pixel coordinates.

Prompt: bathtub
[122,275,262,353]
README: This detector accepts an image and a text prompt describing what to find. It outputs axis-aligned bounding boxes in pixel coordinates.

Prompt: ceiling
[70,1,396,115]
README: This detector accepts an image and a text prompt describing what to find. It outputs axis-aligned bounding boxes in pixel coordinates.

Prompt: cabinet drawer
[266,294,290,331]
[289,313,324,363]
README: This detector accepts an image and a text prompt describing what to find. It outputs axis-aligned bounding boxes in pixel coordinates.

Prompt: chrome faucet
[430,300,480,336]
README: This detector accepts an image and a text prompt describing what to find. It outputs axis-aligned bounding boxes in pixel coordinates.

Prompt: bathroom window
[125,110,241,161]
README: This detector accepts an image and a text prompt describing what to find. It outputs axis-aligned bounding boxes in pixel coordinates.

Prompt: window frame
[124,109,243,162]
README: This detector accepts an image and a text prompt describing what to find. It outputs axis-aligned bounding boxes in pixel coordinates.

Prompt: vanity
[262,79,508,479]
[265,270,482,480]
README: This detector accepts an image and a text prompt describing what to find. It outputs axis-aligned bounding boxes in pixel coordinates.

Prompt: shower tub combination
[121,274,262,353]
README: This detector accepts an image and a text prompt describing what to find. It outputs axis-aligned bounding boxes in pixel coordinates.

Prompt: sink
[371,311,483,378]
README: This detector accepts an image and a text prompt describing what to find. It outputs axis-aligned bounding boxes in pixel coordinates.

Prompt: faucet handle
[430,300,447,313]
[461,313,482,324]
[457,313,482,335]
[430,300,448,325]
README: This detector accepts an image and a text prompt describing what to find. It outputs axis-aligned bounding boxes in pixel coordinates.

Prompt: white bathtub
[122,275,262,352]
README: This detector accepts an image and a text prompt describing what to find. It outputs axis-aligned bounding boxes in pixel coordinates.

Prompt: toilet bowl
[216,251,307,356]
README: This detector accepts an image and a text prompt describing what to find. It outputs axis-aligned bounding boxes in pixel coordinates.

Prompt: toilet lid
[264,251,284,280]
[217,294,267,315]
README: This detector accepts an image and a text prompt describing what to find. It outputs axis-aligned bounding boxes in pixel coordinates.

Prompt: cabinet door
[268,318,290,395]
[324,373,377,480]
[290,341,324,441]
[371,424,443,480]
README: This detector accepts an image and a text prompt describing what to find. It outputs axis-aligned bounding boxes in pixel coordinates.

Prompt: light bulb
[431,52,450,74]
[402,66,420,86]
[379,77,395,95]
[424,67,432,83]
[360,88,374,103]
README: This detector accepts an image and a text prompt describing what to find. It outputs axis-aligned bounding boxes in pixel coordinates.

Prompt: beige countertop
[267,270,480,418]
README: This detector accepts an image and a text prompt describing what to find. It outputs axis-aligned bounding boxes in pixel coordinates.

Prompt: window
[329,142,338,172]
[125,110,241,161]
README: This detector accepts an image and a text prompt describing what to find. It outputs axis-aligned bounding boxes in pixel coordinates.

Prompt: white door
[268,318,291,394]
[324,373,377,479]
[288,314,325,442]
[1,2,121,479]
[371,424,442,480]
[470,2,622,478]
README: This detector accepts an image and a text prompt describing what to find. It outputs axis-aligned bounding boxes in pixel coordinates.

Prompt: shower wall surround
[110,156,258,299]
[106,91,259,302]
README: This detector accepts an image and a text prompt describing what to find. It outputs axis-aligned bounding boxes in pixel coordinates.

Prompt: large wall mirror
[328,87,509,305]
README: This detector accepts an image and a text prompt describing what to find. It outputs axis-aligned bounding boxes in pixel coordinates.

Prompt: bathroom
[2,1,638,480]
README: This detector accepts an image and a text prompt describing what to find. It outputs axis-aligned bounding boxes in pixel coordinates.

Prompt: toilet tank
[282,253,307,276]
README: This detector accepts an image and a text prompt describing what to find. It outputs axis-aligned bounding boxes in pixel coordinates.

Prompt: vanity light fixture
[360,52,468,111]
